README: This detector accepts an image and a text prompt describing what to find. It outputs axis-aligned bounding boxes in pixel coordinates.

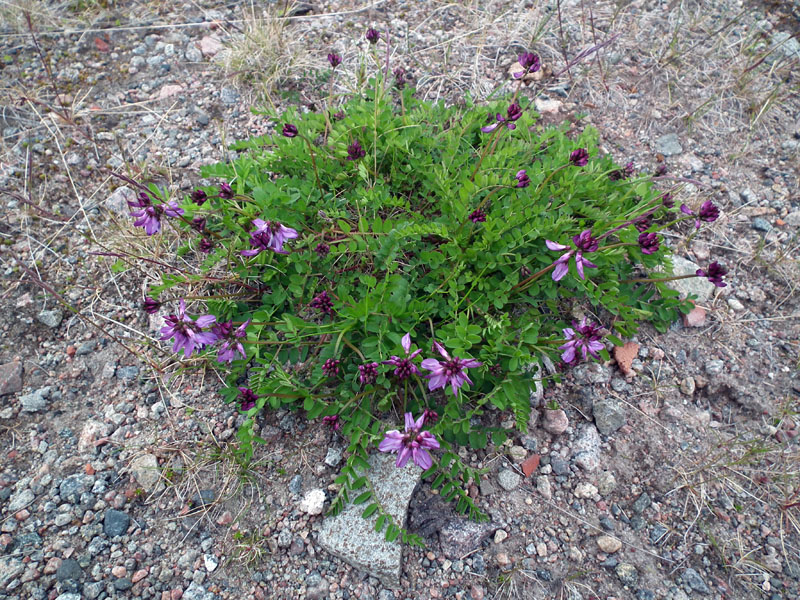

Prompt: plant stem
[299,134,323,194]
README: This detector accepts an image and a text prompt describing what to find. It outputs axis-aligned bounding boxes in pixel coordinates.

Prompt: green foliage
[149,69,693,542]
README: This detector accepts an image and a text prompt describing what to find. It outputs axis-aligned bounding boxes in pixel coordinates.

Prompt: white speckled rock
[317,452,421,588]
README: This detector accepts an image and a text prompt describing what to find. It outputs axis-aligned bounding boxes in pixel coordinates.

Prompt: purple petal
[506,123,516,130]
[680,204,693,216]
[401,333,412,355]
[460,358,482,368]
[378,431,403,452]
[252,218,268,231]
[575,254,586,279]
[420,358,442,372]
[545,240,570,251]
[562,327,575,339]
[552,261,569,281]
[404,412,415,431]
[413,413,425,430]
[427,373,448,391]
[195,315,217,328]
[587,340,605,358]
[432,341,449,360]
[481,123,499,133]
[419,432,439,450]
[396,446,412,468]
[241,249,261,257]
[408,348,422,359]
[560,345,577,364]
[413,448,432,470]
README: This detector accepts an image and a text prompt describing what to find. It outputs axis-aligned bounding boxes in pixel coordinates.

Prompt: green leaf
[362,503,379,518]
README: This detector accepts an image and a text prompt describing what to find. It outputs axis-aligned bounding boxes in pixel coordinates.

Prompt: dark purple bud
[282,123,298,138]
[366,28,380,44]
[488,363,503,377]
[128,191,152,209]
[572,230,599,253]
[698,201,719,224]
[358,362,379,385]
[191,189,208,205]
[570,148,589,166]
[322,358,340,377]
[393,67,406,89]
[310,290,334,315]
[198,238,214,253]
[346,140,366,161]
[314,242,330,258]
[238,387,258,411]
[655,164,668,176]
[469,209,486,223]
[506,102,522,122]
[609,162,634,181]
[661,193,674,208]
[515,169,530,188]
[327,53,341,68]
[518,52,541,73]
[634,216,651,232]
[191,216,206,232]
[422,408,439,425]
[218,183,234,199]
[638,232,660,255]
[322,414,341,431]
[696,261,727,287]
[332,110,346,121]
[142,297,161,314]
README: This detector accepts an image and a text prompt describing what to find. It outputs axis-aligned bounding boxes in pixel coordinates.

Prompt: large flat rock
[317,452,421,588]
[664,255,715,302]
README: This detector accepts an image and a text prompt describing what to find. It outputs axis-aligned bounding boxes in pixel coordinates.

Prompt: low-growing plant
[118,32,728,543]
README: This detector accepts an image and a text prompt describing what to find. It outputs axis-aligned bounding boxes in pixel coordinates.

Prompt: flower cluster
[309,290,334,315]
[238,387,258,411]
[159,299,218,358]
[681,201,719,228]
[569,148,589,166]
[213,320,249,363]
[382,332,422,380]
[481,103,522,133]
[346,140,366,161]
[242,219,299,257]
[128,191,184,235]
[546,230,600,281]
[422,341,482,396]
[696,261,727,287]
[559,317,605,365]
[379,412,440,470]
[513,52,541,78]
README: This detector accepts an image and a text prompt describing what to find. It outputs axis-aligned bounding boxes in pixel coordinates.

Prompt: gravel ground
[1,1,799,599]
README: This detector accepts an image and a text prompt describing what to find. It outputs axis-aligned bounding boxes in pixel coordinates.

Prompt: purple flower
[661,193,675,209]
[681,201,719,228]
[558,317,605,365]
[545,229,600,281]
[314,242,330,258]
[127,191,152,209]
[366,28,380,44]
[323,414,341,431]
[191,189,208,205]
[214,319,249,363]
[635,216,651,232]
[346,140,366,161]
[131,200,183,236]
[515,169,530,188]
[327,53,341,68]
[514,52,541,78]
[638,232,660,255]
[241,219,299,256]
[198,238,214,253]
[142,297,161,314]
[481,102,523,133]
[382,332,422,380]
[160,299,218,357]
[218,183,234,199]
[282,123,298,138]
[421,408,438,425]
[394,67,406,89]
[309,290,334,316]
[609,161,635,181]
[358,362,379,385]
[421,341,482,396]
[322,358,340,377]
[238,387,258,411]
[191,216,206,232]
[469,209,486,223]
[378,412,440,470]
[569,148,589,166]
[696,261,727,287]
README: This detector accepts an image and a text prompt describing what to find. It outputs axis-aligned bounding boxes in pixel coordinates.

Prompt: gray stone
[317,452,421,587]
[103,509,131,537]
[84,581,105,599]
[656,133,683,156]
[0,361,23,396]
[8,489,35,512]
[37,309,63,328]
[0,556,24,589]
[497,469,521,491]
[277,528,292,548]
[681,567,710,594]
[114,577,133,591]
[664,255,715,301]
[572,424,602,472]
[550,455,570,476]
[219,87,240,105]
[183,582,216,600]
[324,447,343,468]
[289,474,303,495]
[784,211,800,227]
[299,489,326,515]
[76,340,97,356]
[751,217,771,232]
[650,524,668,544]
[116,366,139,380]
[542,408,569,435]
[632,492,651,513]
[185,43,203,62]
[56,558,83,582]
[705,360,724,376]
[55,594,82,600]
[616,562,639,586]
[191,489,215,507]
[305,571,330,600]
[59,474,90,503]
[20,386,51,412]
[439,518,495,560]
[573,362,611,384]
[129,454,163,493]
[593,398,626,435]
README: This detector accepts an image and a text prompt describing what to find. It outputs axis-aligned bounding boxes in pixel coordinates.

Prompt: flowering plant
[124,47,729,544]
